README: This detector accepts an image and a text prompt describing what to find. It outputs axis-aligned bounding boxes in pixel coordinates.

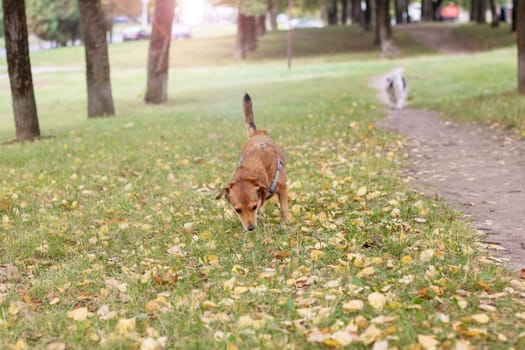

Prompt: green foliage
[26,0,80,46]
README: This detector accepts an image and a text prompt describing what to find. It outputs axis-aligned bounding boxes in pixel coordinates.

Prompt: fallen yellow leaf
[67,307,89,321]
[368,292,386,311]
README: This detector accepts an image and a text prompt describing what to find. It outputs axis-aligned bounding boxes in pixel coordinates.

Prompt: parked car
[122,26,150,41]
[408,3,421,22]
[171,24,192,40]
[290,18,323,29]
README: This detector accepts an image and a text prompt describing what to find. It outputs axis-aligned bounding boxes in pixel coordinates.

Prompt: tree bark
[78,0,115,117]
[422,0,433,21]
[2,0,40,141]
[363,0,372,30]
[327,0,338,25]
[512,0,517,31]
[341,0,349,25]
[244,15,257,52]
[476,0,487,23]
[517,0,525,92]
[235,12,246,59]
[257,14,266,37]
[267,0,277,31]
[352,0,363,26]
[394,0,403,23]
[145,0,175,104]
[490,0,499,26]
[376,0,393,52]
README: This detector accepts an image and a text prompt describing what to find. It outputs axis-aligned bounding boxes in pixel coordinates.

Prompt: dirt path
[372,71,525,270]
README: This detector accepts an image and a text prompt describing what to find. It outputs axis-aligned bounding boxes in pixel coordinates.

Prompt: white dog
[386,72,408,109]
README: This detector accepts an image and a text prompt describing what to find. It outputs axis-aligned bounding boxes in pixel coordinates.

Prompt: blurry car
[408,3,421,22]
[171,24,192,40]
[290,18,323,29]
[122,26,150,41]
[113,15,130,24]
[440,4,460,21]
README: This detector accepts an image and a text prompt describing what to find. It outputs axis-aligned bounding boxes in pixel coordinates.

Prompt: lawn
[1,25,525,349]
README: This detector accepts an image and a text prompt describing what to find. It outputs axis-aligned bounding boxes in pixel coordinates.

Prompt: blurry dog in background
[216,94,289,231]
[386,72,408,109]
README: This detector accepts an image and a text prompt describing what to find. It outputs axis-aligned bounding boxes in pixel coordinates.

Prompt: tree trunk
[144,0,175,104]
[244,16,257,52]
[376,0,393,52]
[2,0,40,141]
[235,12,246,59]
[405,0,411,22]
[327,0,338,25]
[517,0,525,92]
[512,0,517,31]
[267,0,277,30]
[422,0,433,21]
[78,0,115,117]
[257,14,266,36]
[363,0,372,30]
[352,0,363,25]
[341,0,349,24]
[394,0,403,23]
[477,0,487,23]
[490,0,499,26]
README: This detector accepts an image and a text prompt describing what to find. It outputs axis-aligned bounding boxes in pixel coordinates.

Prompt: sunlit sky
[177,0,206,25]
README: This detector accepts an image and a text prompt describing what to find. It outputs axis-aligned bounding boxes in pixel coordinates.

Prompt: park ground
[1,23,525,349]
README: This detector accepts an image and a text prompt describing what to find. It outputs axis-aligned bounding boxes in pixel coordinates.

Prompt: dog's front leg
[278,187,289,221]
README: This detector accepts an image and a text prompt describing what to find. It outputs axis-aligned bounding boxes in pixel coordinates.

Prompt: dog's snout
[246,224,256,231]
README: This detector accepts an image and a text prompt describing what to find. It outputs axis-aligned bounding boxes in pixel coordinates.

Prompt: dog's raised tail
[243,93,256,137]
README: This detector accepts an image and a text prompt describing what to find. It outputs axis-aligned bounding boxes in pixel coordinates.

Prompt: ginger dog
[216,94,289,231]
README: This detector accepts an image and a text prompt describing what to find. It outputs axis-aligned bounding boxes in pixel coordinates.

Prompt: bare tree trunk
[235,12,246,59]
[512,0,517,31]
[422,0,433,21]
[268,0,277,31]
[394,0,403,23]
[490,0,499,26]
[341,0,349,24]
[351,0,363,25]
[145,0,175,104]
[517,0,525,92]
[376,0,393,53]
[2,0,40,141]
[477,0,487,23]
[244,16,257,52]
[257,14,266,36]
[405,0,411,22]
[78,0,115,117]
[364,0,372,30]
[327,0,338,25]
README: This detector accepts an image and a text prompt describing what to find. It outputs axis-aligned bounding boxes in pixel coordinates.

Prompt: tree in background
[376,0,395,55]
[145,0,175,104]
[26,0,80,47]
[234,0,266,59]
[2,0,41,141]
[0,6,4,37]
[517,0,525,92]
[78,0,115,117]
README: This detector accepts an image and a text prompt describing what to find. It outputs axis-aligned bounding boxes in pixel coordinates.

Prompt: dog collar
[237,157,284,200]
[267,159,284,199]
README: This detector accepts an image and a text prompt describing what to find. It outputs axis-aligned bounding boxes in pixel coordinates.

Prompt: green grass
[452,22,516,51]
[406,47,525,134]
[1,25,525,349]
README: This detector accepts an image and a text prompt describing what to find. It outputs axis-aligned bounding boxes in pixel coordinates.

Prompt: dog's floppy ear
[216,182,233,200]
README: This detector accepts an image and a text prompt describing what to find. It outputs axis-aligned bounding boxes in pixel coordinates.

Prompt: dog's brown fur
[216,94,289,231]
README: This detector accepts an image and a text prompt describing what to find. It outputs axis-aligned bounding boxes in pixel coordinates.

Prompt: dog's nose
[246,224,256,231]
